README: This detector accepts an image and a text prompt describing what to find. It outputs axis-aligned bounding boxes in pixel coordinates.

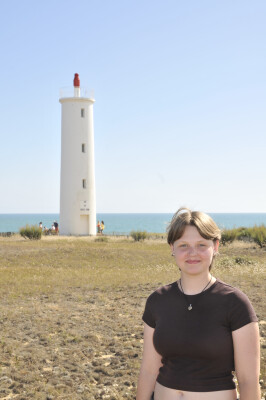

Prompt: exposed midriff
[154,382,237,400]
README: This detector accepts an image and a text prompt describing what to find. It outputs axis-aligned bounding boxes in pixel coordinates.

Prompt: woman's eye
[199,244,206,247]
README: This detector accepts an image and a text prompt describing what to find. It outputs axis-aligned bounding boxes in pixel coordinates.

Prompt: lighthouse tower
[59,74,96,235]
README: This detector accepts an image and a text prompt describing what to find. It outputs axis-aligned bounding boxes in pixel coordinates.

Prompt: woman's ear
[214,240,219,254]
[170,243,174,256]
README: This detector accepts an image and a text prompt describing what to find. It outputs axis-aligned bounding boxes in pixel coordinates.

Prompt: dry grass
[0,236,265,399]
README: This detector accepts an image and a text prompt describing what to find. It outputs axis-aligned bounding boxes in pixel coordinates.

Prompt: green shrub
[236,227,252,241]
[221,228,238,245]
[19,225,42,240]
[130,230,147,242]
[249,225,266,248]
[221,225,266,247]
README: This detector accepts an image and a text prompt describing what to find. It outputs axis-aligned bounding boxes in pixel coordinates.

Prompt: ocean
[1,213,266,235]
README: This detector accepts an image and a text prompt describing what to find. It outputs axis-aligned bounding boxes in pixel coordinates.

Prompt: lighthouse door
[80,215,90,235]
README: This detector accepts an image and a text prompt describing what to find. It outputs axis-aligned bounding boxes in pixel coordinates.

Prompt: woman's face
[171,225,219,276]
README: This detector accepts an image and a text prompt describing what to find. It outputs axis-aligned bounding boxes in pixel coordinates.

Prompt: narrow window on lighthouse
[81,108,85,118]
[82,179,86,189]
[82,143,85,153]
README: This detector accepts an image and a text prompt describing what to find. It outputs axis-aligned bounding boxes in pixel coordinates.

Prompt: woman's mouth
[186,260,200,264]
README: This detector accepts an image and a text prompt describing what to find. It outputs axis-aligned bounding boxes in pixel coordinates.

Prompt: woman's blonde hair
[167,208,221,245]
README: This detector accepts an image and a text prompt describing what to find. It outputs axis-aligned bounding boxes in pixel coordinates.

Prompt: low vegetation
[0,235,265,399]
[221,225,266,247]
[130,230,147,241]
[19,224,42,240]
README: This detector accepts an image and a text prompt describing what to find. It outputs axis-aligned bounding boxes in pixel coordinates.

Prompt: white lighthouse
[59,73,96,235]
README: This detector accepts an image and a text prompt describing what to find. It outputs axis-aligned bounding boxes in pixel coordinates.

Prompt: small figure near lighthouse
[59,74,96,235]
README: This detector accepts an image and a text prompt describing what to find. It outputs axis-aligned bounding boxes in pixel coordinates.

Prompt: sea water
[1,213,266,235]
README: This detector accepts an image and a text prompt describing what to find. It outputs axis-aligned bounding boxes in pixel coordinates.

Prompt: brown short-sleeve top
[142,279,258,392]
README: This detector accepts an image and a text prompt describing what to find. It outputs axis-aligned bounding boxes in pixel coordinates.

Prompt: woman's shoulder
[145,281,177,303]
[214,279,255,309]
[215,279,250,297]
[214,280,258,329]
[142,282,177,328]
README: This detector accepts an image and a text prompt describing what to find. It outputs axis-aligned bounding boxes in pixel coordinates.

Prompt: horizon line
[1,211,266,215]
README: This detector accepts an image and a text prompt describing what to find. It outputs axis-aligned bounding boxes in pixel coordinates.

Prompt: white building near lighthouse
[59,73,96,235]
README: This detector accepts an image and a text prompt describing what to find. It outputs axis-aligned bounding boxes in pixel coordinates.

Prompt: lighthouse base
[59,214,96,236]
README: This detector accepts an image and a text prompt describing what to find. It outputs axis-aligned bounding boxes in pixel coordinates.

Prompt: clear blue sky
[1,0,265,213]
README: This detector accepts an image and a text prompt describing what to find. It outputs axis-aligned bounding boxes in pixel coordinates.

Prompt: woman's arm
[136,323,163,400]
[232,322,261,400]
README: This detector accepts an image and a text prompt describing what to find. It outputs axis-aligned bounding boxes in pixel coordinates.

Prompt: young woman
[136,208,260,400]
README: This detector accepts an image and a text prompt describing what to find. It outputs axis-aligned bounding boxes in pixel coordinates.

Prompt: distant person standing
[39,222,43,230]
[100,221,105,235]
[54,221,59,234]
[97,220,101,234]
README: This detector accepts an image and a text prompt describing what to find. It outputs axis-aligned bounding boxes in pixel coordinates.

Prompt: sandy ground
[0,284,148,399]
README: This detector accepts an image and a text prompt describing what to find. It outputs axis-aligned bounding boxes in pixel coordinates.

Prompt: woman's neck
[179,273,215,295]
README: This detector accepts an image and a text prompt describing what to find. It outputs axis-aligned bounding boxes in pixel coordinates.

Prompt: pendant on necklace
[188,304,192,311]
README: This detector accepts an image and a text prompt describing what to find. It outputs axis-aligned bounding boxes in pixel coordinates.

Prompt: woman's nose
[188,246,197,255]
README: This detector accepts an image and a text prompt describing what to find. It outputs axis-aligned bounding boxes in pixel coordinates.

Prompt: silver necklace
[179,275,212,311]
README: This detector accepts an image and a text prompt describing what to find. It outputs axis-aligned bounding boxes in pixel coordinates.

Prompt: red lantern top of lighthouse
[73,73,80,87]
[59,74,94,100]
